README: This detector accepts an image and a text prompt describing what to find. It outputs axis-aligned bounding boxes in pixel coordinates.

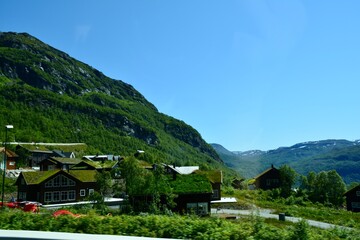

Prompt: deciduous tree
[279,165,298,198]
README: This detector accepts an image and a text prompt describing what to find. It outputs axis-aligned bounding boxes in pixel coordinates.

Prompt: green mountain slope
[212,140,360,184]
[0,32,227,172]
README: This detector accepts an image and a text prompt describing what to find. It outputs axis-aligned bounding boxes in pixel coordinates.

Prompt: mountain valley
[212,139,360,184]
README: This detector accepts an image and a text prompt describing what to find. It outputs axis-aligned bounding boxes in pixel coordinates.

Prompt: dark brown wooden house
[15,170,98,204]
[162,164,222,201]
[71,159,119,172]
[344,184,360,212]
[129,174,213,215]
[253,165,280,190]
[170,174,213,215]
[39,157,82,171]
[16,145,54,168]
[194,170,223,201]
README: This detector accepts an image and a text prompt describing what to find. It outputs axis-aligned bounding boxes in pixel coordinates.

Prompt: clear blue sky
[1,0,360,151]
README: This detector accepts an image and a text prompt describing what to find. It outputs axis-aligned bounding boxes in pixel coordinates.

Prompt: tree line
[277,165,348,208]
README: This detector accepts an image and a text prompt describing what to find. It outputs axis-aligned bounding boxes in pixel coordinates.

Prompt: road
[211,208,353,231]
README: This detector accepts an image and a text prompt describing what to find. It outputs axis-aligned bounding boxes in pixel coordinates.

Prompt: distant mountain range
[212,139,360,184]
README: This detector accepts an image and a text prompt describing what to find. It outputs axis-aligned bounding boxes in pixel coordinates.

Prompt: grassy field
[223,188,360,229]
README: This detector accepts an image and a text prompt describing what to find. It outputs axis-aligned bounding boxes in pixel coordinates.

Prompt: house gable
[16,170,98,204]
[344,184,360,212]
[71,160,118,171]
[39,157,82,171]
[253,166,281,190]
[169,174,213,195]
[0,147,19,170]
[194,170,223,200]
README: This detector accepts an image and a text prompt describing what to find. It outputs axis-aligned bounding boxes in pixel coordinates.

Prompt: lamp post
[2,125,13,208]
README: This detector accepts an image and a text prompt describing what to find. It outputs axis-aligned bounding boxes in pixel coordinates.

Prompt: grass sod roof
[168,174,212,194]
[20,170,60,185]
[77,160,118,169]
[19,143,87,153]
[19,170,97,185]
[0,147,18,157]
[194,170,222,183]
[50,157,82,165]
[69,170,97,182]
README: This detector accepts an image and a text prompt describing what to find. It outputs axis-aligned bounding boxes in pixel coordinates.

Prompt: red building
[1,147,19,170]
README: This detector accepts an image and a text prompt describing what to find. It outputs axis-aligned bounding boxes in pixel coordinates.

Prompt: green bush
[0,210,359,239]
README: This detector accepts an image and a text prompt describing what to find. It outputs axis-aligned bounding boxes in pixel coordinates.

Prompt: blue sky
[1,0,360,151]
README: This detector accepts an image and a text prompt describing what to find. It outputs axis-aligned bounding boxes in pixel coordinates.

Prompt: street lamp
[2,125,13,208]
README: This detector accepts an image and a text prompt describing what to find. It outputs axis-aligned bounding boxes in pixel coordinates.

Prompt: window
[266,179,271,186]
[89,189,94,195]
[68,190,75,200]
[80,189,86,197]
[44,192,52,202]
[61,175,68,186]
[18,192,26,200]
[61,191,68,201]
[44,175,76,188]
[356,191,360,197]
[53,192,60,202]
[44,191,76,202]
[68,178,75,186]
[266,179,279,186]
[186,202,209,215]
[53,176,60,187]
[45,180,52,188]
[351,202,360,209]
[9,161,15,166]
[61,175,75,186]
[197,202,209,215]
[186,203,197,214]
[213,189,219,199]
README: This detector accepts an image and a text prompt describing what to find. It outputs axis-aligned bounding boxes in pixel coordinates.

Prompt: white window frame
[61,175,68,186]
[61,191,68,201]
[53,191,60,202]
[44,192,52,202]
[351,202,360,209]
[45,180,52,188]
[186,202,209,215]
[18,191,26,200]
[213,189,219,198]
[68,178,75,186]
[80,189,86,197]
[53,176,60,187]
[68,190,76,201]
[89,189,94,195]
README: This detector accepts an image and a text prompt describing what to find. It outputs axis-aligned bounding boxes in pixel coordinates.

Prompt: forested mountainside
[212,139,360,184]
[0,32,228,172]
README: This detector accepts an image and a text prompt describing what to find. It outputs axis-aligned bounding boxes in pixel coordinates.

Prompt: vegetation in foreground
[224,188,360,229]
[0,207,359,240]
